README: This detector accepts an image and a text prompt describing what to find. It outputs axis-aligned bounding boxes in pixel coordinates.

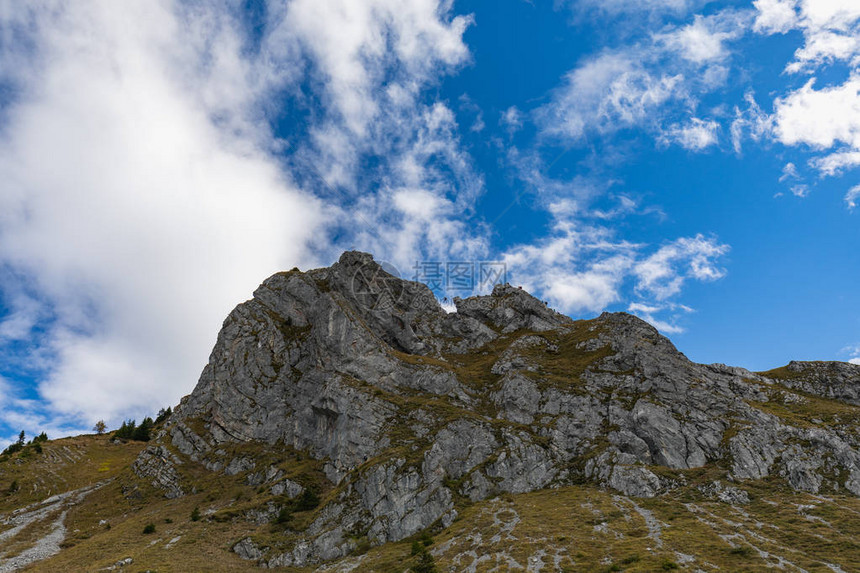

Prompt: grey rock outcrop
[763,360,860,405]
[132,251,860,567]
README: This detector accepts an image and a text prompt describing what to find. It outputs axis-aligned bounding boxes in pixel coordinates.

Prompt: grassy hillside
[1,431,859,572]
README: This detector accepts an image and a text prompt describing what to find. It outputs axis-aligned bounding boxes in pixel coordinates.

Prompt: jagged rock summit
[135,251,860,568]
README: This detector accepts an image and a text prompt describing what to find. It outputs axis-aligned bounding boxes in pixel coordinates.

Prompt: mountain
[3,251,860,572]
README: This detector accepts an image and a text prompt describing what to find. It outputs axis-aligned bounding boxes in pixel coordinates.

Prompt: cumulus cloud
[502,223,634,314]
[753,0,860,73]
[771,75,860,179]
[773,77,860,148]
[0,2,326,432]
[753,0,799,34]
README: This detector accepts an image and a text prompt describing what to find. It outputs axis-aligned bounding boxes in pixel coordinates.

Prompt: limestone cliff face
[134,252,860,567]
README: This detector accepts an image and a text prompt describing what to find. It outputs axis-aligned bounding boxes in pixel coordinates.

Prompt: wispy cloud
[500,200,728,333]
[841,343,860,364]
[627,302,692,334]
[537,50,685,142]
[845,184,860,210]
[568,0,707,19]
[537,9,749,151]
[656,12,749,65]
[660,117,721,151]
[633,234,729,300]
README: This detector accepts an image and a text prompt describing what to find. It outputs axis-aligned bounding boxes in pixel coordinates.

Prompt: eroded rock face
[133,251,860,567]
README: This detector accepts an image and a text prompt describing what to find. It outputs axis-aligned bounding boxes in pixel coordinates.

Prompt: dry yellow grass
[2,427,860,572]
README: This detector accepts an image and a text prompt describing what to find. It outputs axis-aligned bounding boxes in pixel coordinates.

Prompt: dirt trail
[0,481,108,572]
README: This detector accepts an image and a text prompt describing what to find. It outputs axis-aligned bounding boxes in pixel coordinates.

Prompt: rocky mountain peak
[453,282,573,333]
[132,252,860,568]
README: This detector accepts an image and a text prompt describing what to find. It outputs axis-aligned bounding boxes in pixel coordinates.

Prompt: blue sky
[0,0,859,444]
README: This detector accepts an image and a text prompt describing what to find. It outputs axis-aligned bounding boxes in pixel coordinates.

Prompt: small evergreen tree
[275,507,292,524]
[294,489,320,511]
[155,407,172,425]
[411,545,437,573]
[115,419,136,440]
[132,417,153,441]
[16,431,24,446]
[190,506,201,522]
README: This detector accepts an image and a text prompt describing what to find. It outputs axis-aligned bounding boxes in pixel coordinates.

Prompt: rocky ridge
[133,251,860,568]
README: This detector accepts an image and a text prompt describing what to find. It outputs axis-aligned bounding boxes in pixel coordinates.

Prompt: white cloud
[779,162,801,181]
[289,0,471,133]
[657,13,747,65]
[273,1,486,278]
[539,10,748,145]
[812,150,860,175]
[791,184,810,197]
[753,0,799,34]
[845,184,860,210]
[634,235,729,300]
[798,0,860,31]
[787,30,860,73]
[661,117,720,151]
[342,100,488,273]
[841,343,860,364]
[627,302,690,334]
[754,0,860,73]
[500,106,523,134]
[570,0,704,17]
[0,2,326,430]
[500,205,729,330]
[283,0,473,187]
[0,283,44,343]
[749,1,860,183]
[731,92,772,153]
[538,51,685,141]
[772,76,860,175]
[501,215,637,314]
